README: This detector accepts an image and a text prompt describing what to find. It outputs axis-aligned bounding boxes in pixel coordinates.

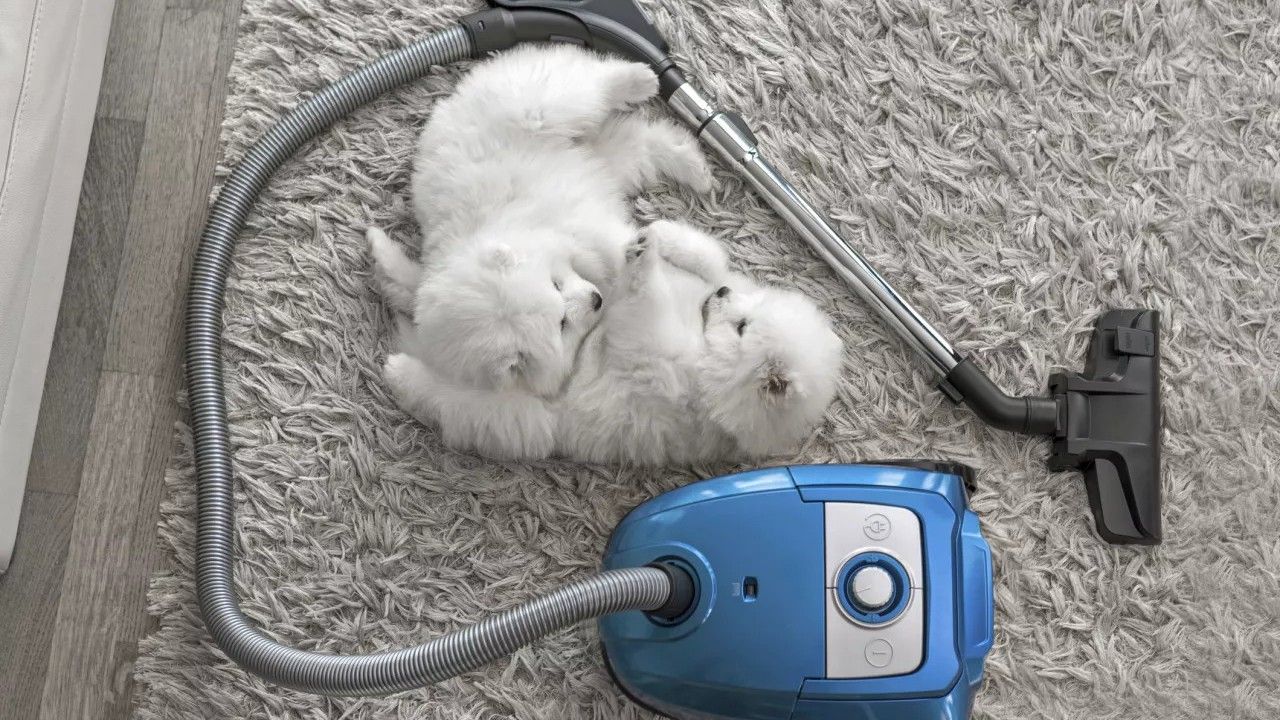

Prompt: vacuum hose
[184,24,672,696]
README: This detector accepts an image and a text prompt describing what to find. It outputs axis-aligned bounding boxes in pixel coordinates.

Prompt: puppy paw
[645,219,729,281]
[644,219,696,260]
[625,231,651,263]
[383,352,416,395]
[621,230,659,292]
[608,63,659,107]
[669,140,716,194]
[643,219,680,246]
[683,161,715,195]
[366,227,420,314]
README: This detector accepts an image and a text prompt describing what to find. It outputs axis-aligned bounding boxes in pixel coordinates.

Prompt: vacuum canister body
[600,463,994,719]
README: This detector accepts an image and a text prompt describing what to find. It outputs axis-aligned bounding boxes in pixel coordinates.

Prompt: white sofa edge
[0,0,119,572]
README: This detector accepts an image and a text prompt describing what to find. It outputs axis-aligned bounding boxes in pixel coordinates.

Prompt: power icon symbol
[863,514,892,541]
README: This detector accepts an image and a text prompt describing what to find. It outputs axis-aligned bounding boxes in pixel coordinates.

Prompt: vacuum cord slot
[184,23,671,696]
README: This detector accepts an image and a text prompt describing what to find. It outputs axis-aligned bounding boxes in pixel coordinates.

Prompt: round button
[850,566,894,610]
[834,552,911,626]
[865,639,894,668]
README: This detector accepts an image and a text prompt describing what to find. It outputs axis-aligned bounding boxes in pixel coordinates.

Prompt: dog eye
[561,315,569,331]
[553,280,562,292]
[736,319,748,336]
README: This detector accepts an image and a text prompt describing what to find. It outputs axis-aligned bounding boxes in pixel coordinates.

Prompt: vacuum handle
[666,83,963,378]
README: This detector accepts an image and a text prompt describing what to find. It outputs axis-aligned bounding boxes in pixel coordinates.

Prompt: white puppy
[370,45,712,459]
[379,221,844,464]
[554,220,845,464]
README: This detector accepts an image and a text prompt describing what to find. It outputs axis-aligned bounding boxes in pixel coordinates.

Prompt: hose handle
[463,0,684,92]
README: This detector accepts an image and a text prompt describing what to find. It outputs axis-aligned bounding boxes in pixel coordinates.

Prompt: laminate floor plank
[96,0,168,123]
[37,372,161,720]
[0,491,78,720]
[103,2,244,376]
[26,117,146,497]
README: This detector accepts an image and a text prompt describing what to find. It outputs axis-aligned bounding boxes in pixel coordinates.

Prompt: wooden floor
[0,1,242,718]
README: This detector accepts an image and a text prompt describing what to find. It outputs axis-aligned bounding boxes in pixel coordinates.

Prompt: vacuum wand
[665,78,1160,543]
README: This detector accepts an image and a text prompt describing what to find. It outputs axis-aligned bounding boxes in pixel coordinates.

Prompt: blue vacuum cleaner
[183,0,1162,715]
[601,462,993,719]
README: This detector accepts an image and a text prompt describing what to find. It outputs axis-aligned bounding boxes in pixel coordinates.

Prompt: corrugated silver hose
[184,24,671,696]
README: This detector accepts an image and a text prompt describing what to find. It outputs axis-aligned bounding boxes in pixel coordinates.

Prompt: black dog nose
[715,286,732,298]
[591,291,603,310]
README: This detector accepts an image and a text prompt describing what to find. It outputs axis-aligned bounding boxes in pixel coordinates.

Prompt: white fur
[371,46,712,458]
[554,220,845,464]
[377,219,844,463]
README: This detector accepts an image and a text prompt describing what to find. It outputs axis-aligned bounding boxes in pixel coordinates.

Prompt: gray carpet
[133,0,1280,717]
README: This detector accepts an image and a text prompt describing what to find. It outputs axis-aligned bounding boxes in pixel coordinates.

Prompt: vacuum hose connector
[644,561,698,623]
[941,359,1059,435]
[185,23,673,696]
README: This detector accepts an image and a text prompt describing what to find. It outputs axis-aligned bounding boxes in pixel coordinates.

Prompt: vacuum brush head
[941,308,1163,545]
[1049,309,1162,545]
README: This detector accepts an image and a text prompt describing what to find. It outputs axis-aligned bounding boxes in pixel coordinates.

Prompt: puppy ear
[481,244,518,271]
[761,360,791,398]
[487,351,528,389]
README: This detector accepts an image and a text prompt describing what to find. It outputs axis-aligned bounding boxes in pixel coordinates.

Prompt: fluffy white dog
[369,45,712,458]
[380,220,844,464]
[553,220,845,464]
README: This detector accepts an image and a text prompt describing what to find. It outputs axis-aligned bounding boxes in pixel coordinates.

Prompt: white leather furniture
[0,0,117,571]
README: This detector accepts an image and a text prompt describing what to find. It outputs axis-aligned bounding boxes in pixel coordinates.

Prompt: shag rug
[133,0,1280,717]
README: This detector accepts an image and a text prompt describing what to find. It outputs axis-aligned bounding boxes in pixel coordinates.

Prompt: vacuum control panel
[599,462,994,720]
[825,502,924,679]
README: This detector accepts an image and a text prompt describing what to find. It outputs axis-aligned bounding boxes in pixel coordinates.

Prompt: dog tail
[366,226,420,314]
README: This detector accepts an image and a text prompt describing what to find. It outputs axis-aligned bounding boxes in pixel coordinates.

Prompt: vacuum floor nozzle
[1049,309,1162,545]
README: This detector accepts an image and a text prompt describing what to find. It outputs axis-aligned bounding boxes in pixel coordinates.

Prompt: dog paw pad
[625,233,650,262]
